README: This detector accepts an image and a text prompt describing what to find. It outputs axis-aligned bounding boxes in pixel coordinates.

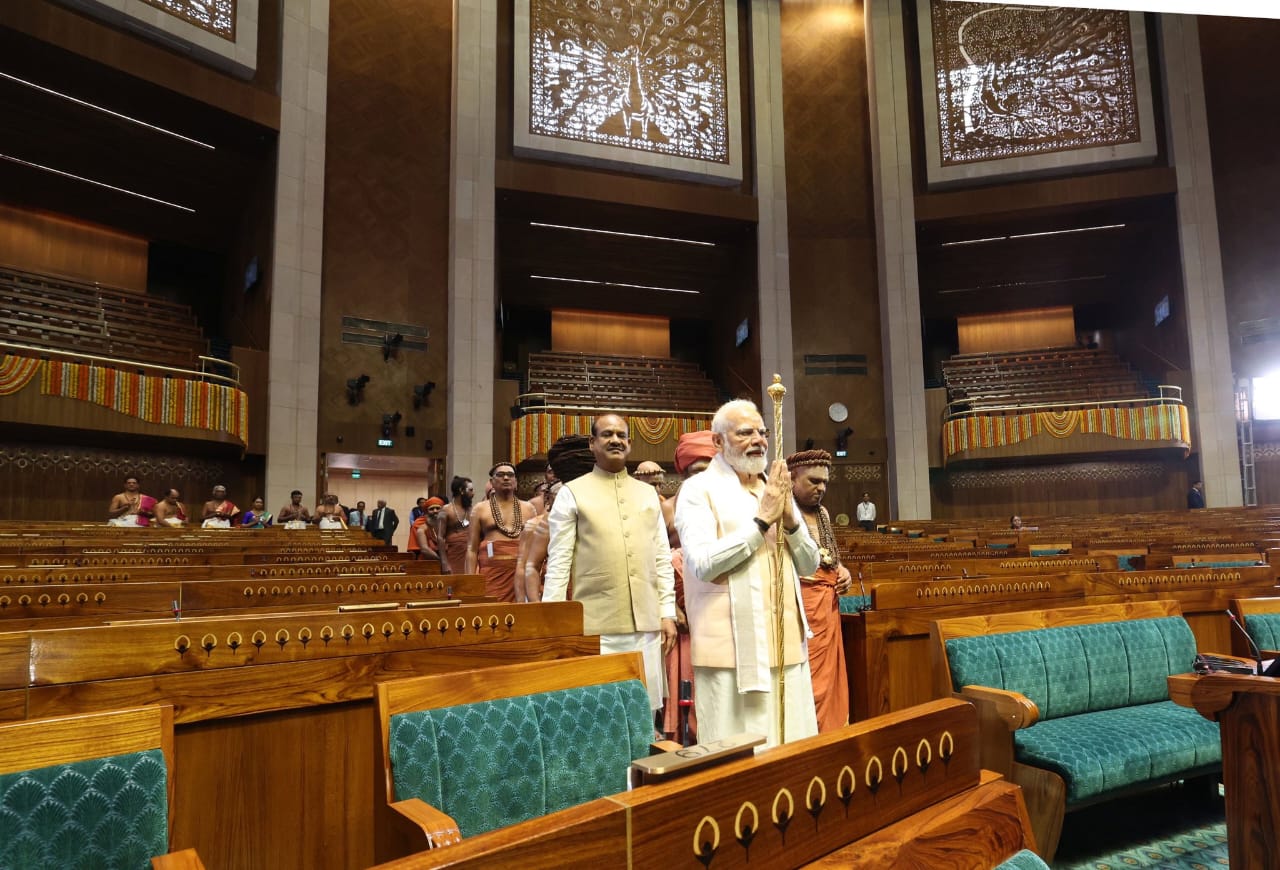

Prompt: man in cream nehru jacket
[543,412,677,712]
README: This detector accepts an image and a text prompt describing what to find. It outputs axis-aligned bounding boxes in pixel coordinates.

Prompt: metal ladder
[1236,379,1257,507]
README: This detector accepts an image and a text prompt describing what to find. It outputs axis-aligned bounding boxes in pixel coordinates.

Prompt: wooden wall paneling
[0,441,248,523]
[780,1,886,454]
[550,310,670,357]
[956,306,1076,355]
[0,205,148,291]
[928,457,1189,520]
[319,0,452,462]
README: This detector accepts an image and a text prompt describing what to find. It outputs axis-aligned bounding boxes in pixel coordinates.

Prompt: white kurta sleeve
[541,486,579,602]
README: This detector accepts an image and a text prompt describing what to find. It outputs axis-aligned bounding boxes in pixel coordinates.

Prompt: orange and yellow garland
[512,413,710,463]
[0,355,248,444]
[943,404,1191,461]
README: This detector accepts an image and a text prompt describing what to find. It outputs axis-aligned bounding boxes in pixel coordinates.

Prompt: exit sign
[377,438,393,448]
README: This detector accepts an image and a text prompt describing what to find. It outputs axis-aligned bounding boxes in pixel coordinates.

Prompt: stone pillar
[752,0,798,453]
[1161,14,1242,507]
[265,0,329,512]
[866,0,931,520]
[447,0,499,481]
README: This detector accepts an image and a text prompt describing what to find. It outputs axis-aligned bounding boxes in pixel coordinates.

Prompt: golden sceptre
[766,373,787,744]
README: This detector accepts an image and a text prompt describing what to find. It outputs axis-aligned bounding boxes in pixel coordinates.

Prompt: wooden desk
[1169,672,1280,869]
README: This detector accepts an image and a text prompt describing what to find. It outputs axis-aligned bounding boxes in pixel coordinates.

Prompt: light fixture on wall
[835,427,853,458]
[382,333,404,361]
[346,374,370,405]
[412,382,436,409]
[381,412,402,439]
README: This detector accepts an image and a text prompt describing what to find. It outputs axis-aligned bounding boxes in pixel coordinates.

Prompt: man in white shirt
[543,413,677,711]
[674,399,821,747]
[856,492,876,532]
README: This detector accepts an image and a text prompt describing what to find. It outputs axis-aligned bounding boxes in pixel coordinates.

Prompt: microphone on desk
[1227,610,1264,676]
[856,567,870,612]
[678,680,694,747]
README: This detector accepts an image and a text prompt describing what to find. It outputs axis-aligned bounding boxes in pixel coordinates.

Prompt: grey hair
[712,399,763,436]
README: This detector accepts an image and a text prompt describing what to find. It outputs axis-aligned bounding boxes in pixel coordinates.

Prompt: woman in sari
[241,497,273,529]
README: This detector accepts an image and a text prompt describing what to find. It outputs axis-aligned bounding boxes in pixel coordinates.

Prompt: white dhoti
[601,631,665,712]
[108,515,142,527]
[284,520,308,530]
[693,661,818,749]
[201,518,231,529]
[318,517,344,530]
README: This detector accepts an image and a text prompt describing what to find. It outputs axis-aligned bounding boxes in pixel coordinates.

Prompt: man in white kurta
[674,399,821,748]
[543,413,677,711]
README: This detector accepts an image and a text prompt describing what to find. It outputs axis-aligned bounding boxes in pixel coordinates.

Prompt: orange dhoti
[662,550,697,741]
[477,538,520,602]
[800,566,849,732]
[445,529,469,573]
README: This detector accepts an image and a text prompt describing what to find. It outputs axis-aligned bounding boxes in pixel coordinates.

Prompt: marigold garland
[0,355,42,396]
[943,405,1190,461]
[35,358,248,444]
[511,412,711,463]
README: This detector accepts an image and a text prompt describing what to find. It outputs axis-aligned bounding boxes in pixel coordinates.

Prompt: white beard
[724,444,767,477]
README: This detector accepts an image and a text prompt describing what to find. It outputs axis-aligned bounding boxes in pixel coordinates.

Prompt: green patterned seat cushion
[389,679,652,838]
[995,849,1050,870]
[944,616,1197,720]
[838,594,871,614]
[0,748,169,870]
[1243,612,1280,651]
[1013,701,1220,804]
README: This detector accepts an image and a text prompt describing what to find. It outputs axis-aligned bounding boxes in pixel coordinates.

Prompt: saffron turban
[424,497,445,508]
[674,430,717,475]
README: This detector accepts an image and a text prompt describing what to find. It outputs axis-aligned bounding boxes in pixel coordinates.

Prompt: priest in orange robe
[786,449,852,732]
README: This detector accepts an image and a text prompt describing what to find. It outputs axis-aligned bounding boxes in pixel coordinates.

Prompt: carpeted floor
[1053,782,1229,869]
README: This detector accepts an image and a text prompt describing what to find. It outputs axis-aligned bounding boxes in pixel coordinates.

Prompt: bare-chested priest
[107,476,152,526]
[465,462,535,601]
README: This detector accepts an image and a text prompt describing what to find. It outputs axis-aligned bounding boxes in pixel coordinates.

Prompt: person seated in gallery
[315,493,348,529]
[278,490,312,529]
[152,489,188,527]
[201,485,239,529]
[241,497,273,529]
[107,476,154,527]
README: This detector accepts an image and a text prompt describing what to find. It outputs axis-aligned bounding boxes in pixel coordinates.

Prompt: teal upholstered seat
[1243,611,1280,650]
[387,679,652,838]
[838,594,871,614]
[945,616,1220,805]
[0,749,169,869]
[994,849,1050,870]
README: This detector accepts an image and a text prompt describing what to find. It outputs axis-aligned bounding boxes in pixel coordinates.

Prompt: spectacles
[492,471,516,478]
[733,427,769,439]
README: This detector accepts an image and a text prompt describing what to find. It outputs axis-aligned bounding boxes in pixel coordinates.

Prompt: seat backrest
[377,653,651,838]
[0,706,173,870]
[943,615,1196,720]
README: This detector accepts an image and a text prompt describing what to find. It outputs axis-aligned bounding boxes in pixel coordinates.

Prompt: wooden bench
[0,600,598,869]
[374,653,657,862]
[0,705,204,868]
[371,697,1039,869]
[928,601,1222,860]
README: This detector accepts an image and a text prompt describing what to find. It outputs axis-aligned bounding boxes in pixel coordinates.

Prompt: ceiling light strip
[0,70,216,151]
[529,221,714,247]
[940,223,1126,247]
[529,274,700,294]
[0,153,196,213]
[936,274,1108,295]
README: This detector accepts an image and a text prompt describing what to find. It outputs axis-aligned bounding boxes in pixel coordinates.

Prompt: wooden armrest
[151,849,207,870]
[390,797,463,848]
[959,685,1040,730]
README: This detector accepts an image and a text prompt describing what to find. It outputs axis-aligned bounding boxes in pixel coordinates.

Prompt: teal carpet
[1053,782,1228,869]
